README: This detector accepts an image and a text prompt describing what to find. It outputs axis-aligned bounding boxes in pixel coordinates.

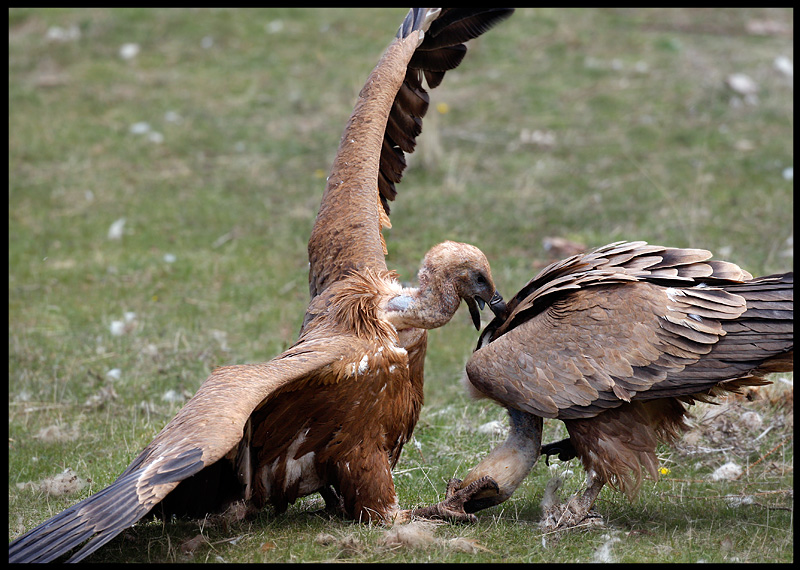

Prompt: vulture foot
[541,437,578,465]
[539,474,605,531]
[316,485,348,519]
[409,476,499,523]
[540,499,605,531]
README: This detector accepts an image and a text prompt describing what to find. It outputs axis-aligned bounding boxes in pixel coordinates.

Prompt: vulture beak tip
[489,291,507,319]
[467,291,506,331]
[467,297,483,330]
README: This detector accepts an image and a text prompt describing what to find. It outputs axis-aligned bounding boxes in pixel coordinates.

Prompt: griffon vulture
[8,8,513,563]
[427,240,792,529]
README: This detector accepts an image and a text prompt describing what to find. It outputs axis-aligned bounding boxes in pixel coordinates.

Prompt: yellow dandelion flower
[436,102,450,114]
[659,467,670,476]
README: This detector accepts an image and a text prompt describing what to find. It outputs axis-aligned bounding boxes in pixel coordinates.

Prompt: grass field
[9,8,793,563]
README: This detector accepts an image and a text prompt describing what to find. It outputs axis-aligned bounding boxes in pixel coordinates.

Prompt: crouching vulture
[426,240,793,529]
[8,8,512,563]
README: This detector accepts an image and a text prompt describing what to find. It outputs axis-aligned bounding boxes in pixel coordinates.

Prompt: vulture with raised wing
[8,8,512,563]
[427,241,793,529]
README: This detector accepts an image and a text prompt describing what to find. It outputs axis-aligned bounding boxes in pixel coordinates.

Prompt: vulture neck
[384,269,461,331]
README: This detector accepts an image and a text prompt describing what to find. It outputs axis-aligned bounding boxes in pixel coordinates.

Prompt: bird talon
[440,476,499,515]
[444,477,464,500]
[456,476,499,499]
[408,476,498,523]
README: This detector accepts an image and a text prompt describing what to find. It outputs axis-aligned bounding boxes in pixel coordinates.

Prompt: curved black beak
[488,290,506,319]
[466,290,505,330]
[466,297,483,330]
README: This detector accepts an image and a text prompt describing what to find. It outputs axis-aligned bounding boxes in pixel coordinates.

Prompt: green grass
[9,7,793,563]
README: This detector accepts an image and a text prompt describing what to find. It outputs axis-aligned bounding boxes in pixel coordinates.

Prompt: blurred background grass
[9,8,793,563]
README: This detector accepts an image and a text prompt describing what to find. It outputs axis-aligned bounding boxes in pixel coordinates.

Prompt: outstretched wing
[8,335,356,563]
[466,242,753,420]
[307,8,514,298]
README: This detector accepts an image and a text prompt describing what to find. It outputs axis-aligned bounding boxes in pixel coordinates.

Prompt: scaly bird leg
[319,485,347,518]
[408,408,542,523]
[406,476,500,523]
[461,409,543,513]
[541,469,606,530]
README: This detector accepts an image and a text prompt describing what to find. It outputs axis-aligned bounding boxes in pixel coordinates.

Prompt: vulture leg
[540,470,606,530]
[411,408,543,520]
[319,485,347,518]
[406,476,500,523]
[541,437,578,464]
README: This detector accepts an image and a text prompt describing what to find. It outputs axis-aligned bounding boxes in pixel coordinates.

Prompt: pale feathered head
[418,241,506,330]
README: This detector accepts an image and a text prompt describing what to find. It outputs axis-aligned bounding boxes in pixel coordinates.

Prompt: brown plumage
[430,241,793,528]
[8,8,512,563]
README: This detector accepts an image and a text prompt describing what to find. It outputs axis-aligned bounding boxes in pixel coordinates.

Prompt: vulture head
[385,241,506,331]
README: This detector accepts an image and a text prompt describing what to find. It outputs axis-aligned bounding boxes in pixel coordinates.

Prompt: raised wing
[307,8,514,298]
[466,242,755,420]
[8,335,356,563]
[381,8,516,215]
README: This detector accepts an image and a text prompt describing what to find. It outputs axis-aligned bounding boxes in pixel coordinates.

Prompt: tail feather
[646,272,793,400]
[714,272,793,372]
